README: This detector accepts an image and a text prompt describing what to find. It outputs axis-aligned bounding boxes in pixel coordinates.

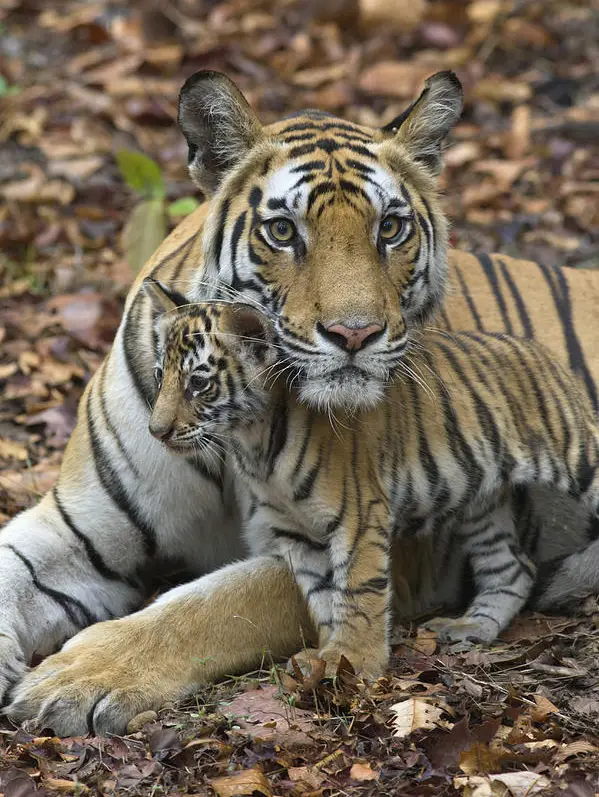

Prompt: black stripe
[454,264,484,332]
[270,527,327,552]
[213,198,231,274]
[266,398,288,476]
[477,254,513,334]
[97,365,140,478]
[53,487,138,588]
[293,443,324,502]
[497,258,533,338]
[4,544,95,626]
[86,390,157,557]
[538,262,598,411]
[122,294,154,407]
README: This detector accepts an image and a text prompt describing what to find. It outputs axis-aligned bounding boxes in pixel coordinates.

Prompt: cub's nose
[319,322,385,352]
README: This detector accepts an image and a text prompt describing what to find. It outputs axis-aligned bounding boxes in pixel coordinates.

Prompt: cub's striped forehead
[162,306,226,361]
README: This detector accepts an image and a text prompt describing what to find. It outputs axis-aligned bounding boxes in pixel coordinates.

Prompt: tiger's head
[178,69,463,411]
[145,281,276,459]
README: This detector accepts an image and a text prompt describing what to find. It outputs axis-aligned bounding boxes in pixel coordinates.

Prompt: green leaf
[121,198,167,272]
[0,75,19,97]
[116,150,165,199]
[168,196,200,219]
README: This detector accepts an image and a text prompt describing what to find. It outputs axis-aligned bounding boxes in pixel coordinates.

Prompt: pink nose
[325,322,384,352]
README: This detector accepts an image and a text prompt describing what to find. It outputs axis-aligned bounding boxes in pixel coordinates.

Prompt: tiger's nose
[320,322,385,352]
[149,423,174,442]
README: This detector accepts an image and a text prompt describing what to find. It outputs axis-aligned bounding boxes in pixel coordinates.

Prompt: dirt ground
[1,0,599,794]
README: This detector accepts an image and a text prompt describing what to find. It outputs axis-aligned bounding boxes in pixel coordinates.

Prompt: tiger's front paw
[4,617,197,737]
[423,615,500,647]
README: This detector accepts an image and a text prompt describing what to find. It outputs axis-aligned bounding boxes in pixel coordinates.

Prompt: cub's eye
[189,374,211,396]
[267,218,296,244]
[153,366,163,387]
[379,215,405,243]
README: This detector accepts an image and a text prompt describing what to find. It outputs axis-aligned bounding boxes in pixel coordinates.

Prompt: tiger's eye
[379,215,404,241]
[268,218,296,243]
[154,366,163,387]
[189,374,211,396]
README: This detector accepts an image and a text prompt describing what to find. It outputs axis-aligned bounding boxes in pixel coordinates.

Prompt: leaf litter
[1,0,599,793]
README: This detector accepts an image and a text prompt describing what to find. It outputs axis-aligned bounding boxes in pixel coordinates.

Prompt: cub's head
[179,69,463,411]
[145,280,276,458]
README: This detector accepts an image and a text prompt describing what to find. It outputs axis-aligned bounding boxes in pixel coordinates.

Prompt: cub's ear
[382,71,463,175]
[143,279,188,315]
[221,304,276,360]
[178,70,263,195]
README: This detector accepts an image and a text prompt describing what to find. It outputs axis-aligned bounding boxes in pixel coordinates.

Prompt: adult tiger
[2,71,599,736]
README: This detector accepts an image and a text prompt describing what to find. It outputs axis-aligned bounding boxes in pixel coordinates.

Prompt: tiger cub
[146,280,599,676]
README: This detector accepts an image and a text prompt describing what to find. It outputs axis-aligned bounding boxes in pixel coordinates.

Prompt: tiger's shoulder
[442,250,599,409]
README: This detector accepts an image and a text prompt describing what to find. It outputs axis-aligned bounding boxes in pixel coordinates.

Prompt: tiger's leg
[5,556,313,736]
[425,499,536,645]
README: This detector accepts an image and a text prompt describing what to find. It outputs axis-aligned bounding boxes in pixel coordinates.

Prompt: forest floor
[1,0,599,794]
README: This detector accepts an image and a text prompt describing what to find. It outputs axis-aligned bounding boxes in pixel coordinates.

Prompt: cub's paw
[0,634,28,705]
[288,644,388,680]
[4,618,196,737]
[423,615,499,648]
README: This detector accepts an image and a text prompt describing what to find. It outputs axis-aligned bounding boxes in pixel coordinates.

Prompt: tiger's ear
[178,70,263,195]
[382,71,463,175]
[221,304,276,360]
[143,279,188,315]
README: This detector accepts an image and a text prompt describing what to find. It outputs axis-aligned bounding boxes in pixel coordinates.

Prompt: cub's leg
[425,498,536,645]
[314,504,391,678]
[5,556,313,736]
[252,502,391,678]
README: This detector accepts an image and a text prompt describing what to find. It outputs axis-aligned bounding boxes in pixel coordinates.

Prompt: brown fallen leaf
[390,697,453,738]
[530,694,559,722]
[489,772,550,797]
[211,768,272,797]
[358,62,433,98]
[554,740,599,762]
[287,765,324,789]
[221,684,319,746]
[42,778,90,794]
[359,0,427,32]
[0,438,28,461]
[349,762,379,782]
[412,627,438,656]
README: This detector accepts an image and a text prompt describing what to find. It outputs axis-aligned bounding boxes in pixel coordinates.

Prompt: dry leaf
[358,62,433,98]
[412,627,438,655]
[459,742,510,776]
[490,772,550,797]
[530,694,559,722]
[359,0,427,32]
[349,762,380,781]
[287,765,324,789]
[42,779,90,794]
[390,698,452,738]
[121,198,167,272]
[554,740,599,762]
[211,768,272,797]
[0,438,28,461]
